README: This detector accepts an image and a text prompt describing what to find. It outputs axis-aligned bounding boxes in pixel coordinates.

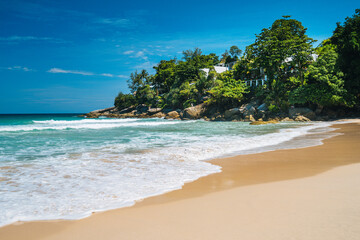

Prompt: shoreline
[0,120,337,227]
[1,120,360,239]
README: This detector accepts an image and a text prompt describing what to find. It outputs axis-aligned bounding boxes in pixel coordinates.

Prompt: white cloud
[123,50,149,60]
[48,68,94,76]
[123,50,135,55]
[0,36,65,43]
[95,18,131,27]
[131,51,148,60]
[5,66,34,71]
[134,61,157,71]
[48,68,126,78]
[117,75,128,79]
[135,51,146,59]
[100,73,114,77]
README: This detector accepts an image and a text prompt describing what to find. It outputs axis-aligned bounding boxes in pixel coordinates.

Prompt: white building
[284,53,319,63]
[200,66,229,77]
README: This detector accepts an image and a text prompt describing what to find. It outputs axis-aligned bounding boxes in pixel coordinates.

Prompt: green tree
[173,60,199,88]
[232,57,256,80]
[196,70,216,97]
[114,92,135,109]
[208,53,220,65]
[135,84,156,106]
[331,9,360,99]
[247,16,315,86]
[153,59,177,93]
[127,69,152,93]
[126,69,157,106]
[229,45,242,58]
[289,43,350,107]
[163,82,197,109]
[173,52,218,89]
[179,82,198,108]
[182,47,203,60]
[221,50,230,63]
[208,71,248,108]
[221,48,239,65]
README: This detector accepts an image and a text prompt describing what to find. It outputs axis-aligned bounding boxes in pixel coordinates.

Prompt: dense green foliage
[243,16,316,109]
[114,92,135,109]
[127,69,156,105]
[331,9,360,100]
[115,10,360,114]
[246,16,315,84]
[119,48,232,109]
[207,71,247,107]
[289,42,349,107]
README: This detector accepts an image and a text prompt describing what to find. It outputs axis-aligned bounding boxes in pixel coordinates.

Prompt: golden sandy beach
[1,121,360,240]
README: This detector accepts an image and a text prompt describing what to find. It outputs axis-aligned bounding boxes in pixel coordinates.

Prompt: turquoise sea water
[0,114,337,226]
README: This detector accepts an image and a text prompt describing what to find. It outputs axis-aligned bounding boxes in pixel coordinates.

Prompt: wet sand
[1,121,360,240]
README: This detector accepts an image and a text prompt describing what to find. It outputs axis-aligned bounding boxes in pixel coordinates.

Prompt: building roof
[284,54,319,63]
[200,66,229,75]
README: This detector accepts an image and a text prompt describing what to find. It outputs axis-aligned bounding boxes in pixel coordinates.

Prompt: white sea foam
[0,119,340,227]
[32,118,139,124]
[147,121,338,162]
[0,119,184,132]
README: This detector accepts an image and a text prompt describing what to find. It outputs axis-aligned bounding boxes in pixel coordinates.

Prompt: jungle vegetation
[115,9,360,113]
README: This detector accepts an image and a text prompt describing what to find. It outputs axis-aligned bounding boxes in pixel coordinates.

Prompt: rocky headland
[82,101,355,123]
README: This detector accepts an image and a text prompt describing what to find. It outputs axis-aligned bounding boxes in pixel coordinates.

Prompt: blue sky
[0,0,358,113]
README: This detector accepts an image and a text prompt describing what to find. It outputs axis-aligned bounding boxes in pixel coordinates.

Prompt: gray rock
[86,106,120,118]
[240,103,257,117]
[119,106,135,114]
[294,115,311,122]
[289,107,316,120]
[89,106,117,114]
[257,103,268,111]
[147,108,162,114]
[165,111,180,119]
[85,112,100,118]
[183,104,206,119]
[203,116,210,121]
[231,114,243,121]
[224,108,240,119]
[119,111,136,118]
[152,112,166,118]
[136,104,149,114]
[214,116,225,121]
[244,114,256,122]
[161,108,173,114]
[280,117,294,122]
[240,103,257,112]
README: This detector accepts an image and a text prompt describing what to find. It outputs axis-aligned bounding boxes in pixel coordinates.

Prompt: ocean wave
[0,119,339,227]
[148,122,337,162]
[32,118,140,124]
[0,119,184,132]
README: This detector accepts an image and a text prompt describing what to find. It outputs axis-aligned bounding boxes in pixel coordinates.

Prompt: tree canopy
[331,9,360,100]
[246,16,315,84]
[289,42,349,107]
[115,11,360,114]
[207,71,248,107]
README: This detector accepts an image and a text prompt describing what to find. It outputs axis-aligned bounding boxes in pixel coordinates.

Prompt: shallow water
[0,114,337,226]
